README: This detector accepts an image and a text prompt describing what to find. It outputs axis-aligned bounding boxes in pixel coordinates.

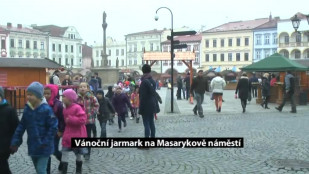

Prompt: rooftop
[0,58,62,69]
[204,18,269,33]
[162,34,202,44]
[0,24,47,35]
[126,29,165,36]
[254,18,279,30]
[33,25,68,37]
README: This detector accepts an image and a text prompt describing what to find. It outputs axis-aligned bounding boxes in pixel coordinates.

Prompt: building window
[97,60,99,67]
[195,53,199,63]
[116,49,119,56]
[237,38,241,46]
[296,34,301,43]
[134,59,137,65]
[108,60,111,66]
[150,43,154,51]
[71,59,73,66]
[256,50,261,59]
[121,59,124,66]
[96,50,99,57]
[273,33,277,44]
[213,54,217,62]
[205,54,209,62]
[129,60,132,65]
[284,36,289,43]
[65,45,68,52]
[245,38,249,46]
[109,50,111,56]
[134,44,137,52]
[10,39,14,48]
[33,41,37,49]
[187,45,191,51]
[71,45,74,53]
[79,46,81,53]
[256,35,261,45]
[220,54,224,61]
[265,49,270,58]
[53,58,56,62]
[236,53,240,61]
[221,39,224,47]
[228,38,233,46]
[58,58,62,65]
[41,42,44,50]
[121,49,124,56]
[52,44,55,52]
[244,53,249,61]
[18,40,22,48]
[265,34,270,45]
[58,44,61,52]
[205,40,209,48]
[194,44,199,51]
[26,40,30,49]
[65,58,68,65]
[228,53,232,61]
[272,49,277,54]
[294,50,300,58]
[213,40,217,48]
[283,51,289,58]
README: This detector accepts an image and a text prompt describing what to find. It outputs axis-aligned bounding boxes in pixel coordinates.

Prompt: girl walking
[61,89,87,174]
[112,85,133,132]
[131,85,140,122]
[210,73,226,112]
[77,82,99,160]
[235,73,251,113]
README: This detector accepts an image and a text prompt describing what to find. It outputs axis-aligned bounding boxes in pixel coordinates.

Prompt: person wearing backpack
[138,64,159,143]
[50,70,61,86]
[276,71,296,113]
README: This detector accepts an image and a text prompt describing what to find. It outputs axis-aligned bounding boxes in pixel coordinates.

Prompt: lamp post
[155,7,175,113]
[290,14,309,32]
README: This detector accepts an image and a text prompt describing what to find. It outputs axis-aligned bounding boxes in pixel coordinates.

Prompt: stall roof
[241,53,308,71]
[0,58,62,69]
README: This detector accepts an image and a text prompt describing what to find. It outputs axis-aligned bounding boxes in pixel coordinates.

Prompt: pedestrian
[88,76,99,95]
[270,74,277,86]
[61,89,88,174]
[112,85,133,133]
[235,73,251,113]
[249,73,258,98]
[96,89,115,138]
[190,70,209,118]
[210,73,226,112]
[177,75,183,100]
[182,77,186,99]
[61,74,73,86]
[0,87,19,174]
[44,85,65,173]
[77,82,99,160]
[131,85,140,122]
[276,71,296,113]
[50,70,61,86]
[184,72,190,100]
[94,72,102,89]
[261,73,271,109]
[139,64,160,141]
[105,86,115,125]
[10,82,58,174]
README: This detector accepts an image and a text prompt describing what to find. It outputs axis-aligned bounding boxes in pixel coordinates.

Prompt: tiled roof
[0,25,47,35]
[204,18,269,33]
[0,58,62,68]
[33,25,68,37]
[254,19,279,30]
[162,34,202,44]
[126,29,164,36]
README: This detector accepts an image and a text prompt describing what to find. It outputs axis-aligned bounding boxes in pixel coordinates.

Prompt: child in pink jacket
[61,89,87,174]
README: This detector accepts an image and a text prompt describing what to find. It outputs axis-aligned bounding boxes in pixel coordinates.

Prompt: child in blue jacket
[10,82,58,174]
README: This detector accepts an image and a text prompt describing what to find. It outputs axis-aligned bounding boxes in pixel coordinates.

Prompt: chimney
[17,24,22,29]
[7,23,12,28]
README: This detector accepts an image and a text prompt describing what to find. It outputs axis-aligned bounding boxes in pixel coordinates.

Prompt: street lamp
[155,7,175,113]
[291,15,301,32]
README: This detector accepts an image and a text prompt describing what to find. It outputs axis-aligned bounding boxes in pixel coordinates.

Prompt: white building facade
[277,13,309,59]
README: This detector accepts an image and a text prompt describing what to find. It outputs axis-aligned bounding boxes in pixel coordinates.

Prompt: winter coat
[97,97,115,123]
[262,77,271,97]
[139,73,159,116]
[190,76,209,95]
[11,99,58,156]
[210,76,226,94]
[235,76,251,100]
[284,73,295,94]
[0,100,19,155]
[112,93,132,115]
[105,87,114,101]
[61,79,73,86]
[45,84,65,133]
[62,103,87,148]
[88,78,99,94]
[77,91,99,124]
[177,77,183,88]
[131,92,139,108]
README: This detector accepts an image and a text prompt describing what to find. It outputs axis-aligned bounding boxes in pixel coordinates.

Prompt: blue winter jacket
[11,98,58,156]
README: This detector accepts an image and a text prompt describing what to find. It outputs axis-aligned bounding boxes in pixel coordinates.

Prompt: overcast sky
[1,0,308,45]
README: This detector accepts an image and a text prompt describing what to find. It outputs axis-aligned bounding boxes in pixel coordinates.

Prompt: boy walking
[10,82,58,174]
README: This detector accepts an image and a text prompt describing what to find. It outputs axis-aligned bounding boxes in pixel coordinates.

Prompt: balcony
[279,42,309,48]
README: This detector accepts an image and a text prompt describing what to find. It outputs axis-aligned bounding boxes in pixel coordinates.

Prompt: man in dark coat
[88,76,99,95]
[176,75,183,100]
[235,72,251,113]
[261,73,271,109]
[139,64,159,140]
[0,87,19,174]
[249,73,258,98]
[276,71,296,113]
[184,73,191,100]
[190,70,209,118]
[94,72,102,89]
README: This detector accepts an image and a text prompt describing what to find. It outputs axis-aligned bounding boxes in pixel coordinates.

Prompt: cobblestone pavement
[9,88,309,174]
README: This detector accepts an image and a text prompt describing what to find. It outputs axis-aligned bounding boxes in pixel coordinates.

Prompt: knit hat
[0,86,4,99]
[97,89,104,96]
[62,89,77,103]
[27,82,44,99]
